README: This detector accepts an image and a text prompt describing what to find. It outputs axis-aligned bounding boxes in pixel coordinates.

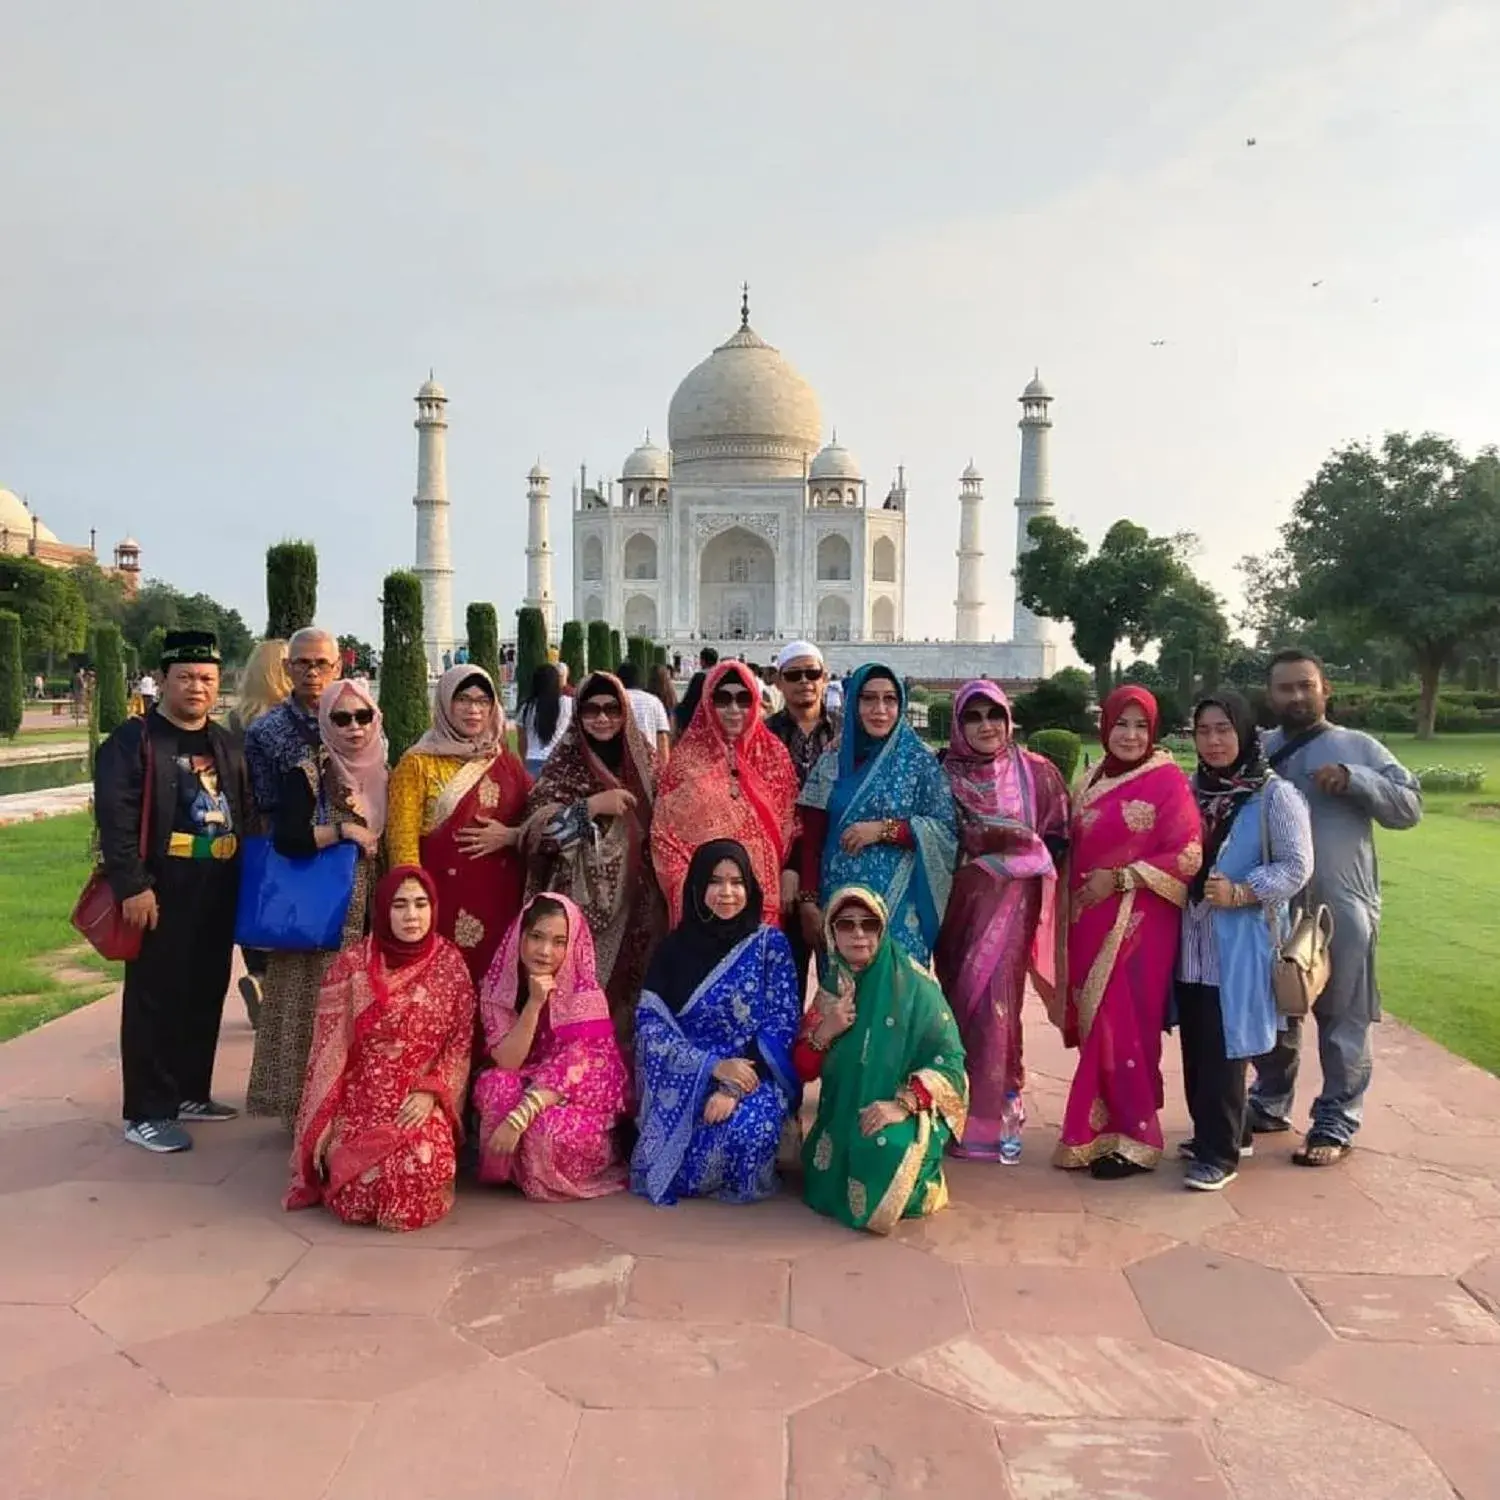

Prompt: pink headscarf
[317,678,389,837]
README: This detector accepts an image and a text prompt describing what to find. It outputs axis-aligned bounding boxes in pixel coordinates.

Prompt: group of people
[93,626,1420,1237]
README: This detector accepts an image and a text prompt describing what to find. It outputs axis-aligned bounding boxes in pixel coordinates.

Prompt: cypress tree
[586,621,611,674]
[560,620,586,686]
[1175,650,1194,706]
[466,602,501,683]
[93,622,128,735]
[1464,654,1481,692]
[1378,653,1397,691]
[265,541,319,639]
[653,644,668,669]
[515,607,548,699]
[1487,656,1500,693]
[627,635,653,679]
[0,609,22,739]
[379,571,429,764]
[609,629,622,671]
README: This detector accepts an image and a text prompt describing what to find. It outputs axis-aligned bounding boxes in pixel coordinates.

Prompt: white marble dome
[0,487,58,544]
[1022,372,1050,399]
[418,376,446,399]
[622,436,670,481]
[668,321,822,474]
[809,438,862,482]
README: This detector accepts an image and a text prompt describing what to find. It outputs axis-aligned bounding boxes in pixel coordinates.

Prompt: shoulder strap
[1268,722,1329,772]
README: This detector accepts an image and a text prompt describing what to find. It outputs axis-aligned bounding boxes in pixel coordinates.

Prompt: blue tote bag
[234,836,360,951]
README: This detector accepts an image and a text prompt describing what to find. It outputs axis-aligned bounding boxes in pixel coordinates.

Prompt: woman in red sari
[1053,686,1202,1179]
[651,660,799,928]
[285,866,475,1231]
[386,665,531,987]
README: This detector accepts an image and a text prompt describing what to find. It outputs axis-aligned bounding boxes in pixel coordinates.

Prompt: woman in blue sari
[798,664,958,967]
[632,840,801,1205]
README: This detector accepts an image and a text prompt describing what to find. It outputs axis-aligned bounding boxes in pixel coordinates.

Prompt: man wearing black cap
[94,630,253,1152]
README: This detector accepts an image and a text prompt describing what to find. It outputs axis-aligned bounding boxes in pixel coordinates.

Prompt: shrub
[466,603,501,684]
[514,607,549,701]
[560,620,586,686]
[1028,728,1082,782]
[378,571,429,764]
[627,635,653,679]
[1411,764,1486,793]
[1012,671,1093,736]
[92,622,128,734]
[609,629,622,671]
[586,621,611,674]
[265,541,318,639]
[926,697,952,744]
[0,610,22,739]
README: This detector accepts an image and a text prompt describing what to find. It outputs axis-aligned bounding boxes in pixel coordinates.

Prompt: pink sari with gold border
[1054,750,1202,1169]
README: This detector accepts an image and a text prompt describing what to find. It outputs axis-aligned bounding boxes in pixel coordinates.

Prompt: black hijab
[642,839,763,1013]
[577,672,626,774]
[1189,690,1269,902]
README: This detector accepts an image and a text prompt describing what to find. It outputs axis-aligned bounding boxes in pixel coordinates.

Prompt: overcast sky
[3,0,1497,649]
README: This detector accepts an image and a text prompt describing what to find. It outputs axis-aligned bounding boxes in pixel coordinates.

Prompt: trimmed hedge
[1028,728,1083,782]
[514,607,549,702]
[379,571,430,764]
[0,610,22,738]
[466,602,501,685]
[92,623,128,734]
[586,621,611,674]
[560,620,587,686]
[265,541,318,639]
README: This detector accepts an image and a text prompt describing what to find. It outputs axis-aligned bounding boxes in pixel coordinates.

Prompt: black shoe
[1090,1152,1152,1180]
[1247,1107,1291,1134]
[178,1099,239,1122]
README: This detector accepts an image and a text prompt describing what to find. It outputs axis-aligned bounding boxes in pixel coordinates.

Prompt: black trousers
[1176,981,1250,1169]
[120,859,238,1122]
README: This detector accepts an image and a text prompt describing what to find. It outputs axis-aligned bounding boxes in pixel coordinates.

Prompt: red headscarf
[1099,685,1159,778]
[372,864,439,971]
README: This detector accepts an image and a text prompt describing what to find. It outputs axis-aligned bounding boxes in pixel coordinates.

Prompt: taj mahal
[408,293,1063,684]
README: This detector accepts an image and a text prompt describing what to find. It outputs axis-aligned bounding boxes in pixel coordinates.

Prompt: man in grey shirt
[1249,649,1422,1164]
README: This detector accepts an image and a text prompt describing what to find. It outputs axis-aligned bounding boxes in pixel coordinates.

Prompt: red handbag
[71,732,153,962]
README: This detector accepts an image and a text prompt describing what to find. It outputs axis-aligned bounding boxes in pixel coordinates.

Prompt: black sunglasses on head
[780,667,824,683]
[329,708,375,727]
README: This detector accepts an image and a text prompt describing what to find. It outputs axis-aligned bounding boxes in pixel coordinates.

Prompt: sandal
[1293,1133,1351,1167]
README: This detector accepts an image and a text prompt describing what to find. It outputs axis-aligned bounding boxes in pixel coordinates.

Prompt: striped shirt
[1177,774,1313,987]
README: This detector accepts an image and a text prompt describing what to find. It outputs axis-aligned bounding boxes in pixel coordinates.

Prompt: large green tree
[1279,432,1500,738]
[120,580,252,668]
[1015,517,1184,700]
[1151,572,1231,677]
[0,555,88,670]
[265,541,318,639]
[378,571,429,764]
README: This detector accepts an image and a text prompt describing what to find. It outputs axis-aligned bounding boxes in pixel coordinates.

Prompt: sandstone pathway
[1,993,1497,1499]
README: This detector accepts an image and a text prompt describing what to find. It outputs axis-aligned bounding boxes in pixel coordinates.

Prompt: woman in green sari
[795,886,968,1234]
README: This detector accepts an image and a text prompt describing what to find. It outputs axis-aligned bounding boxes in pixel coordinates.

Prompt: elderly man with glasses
[243,627,342,821]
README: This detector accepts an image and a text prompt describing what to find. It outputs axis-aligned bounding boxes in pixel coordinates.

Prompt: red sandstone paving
[4,991,1500,1495]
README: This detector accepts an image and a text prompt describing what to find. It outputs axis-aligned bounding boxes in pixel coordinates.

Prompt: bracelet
[806,1029,830,1053]
[502,1089,548,1136]
[719,1080,746,1101]
[1235,883,1256,908]
[798,888,821,906]
[894,1086,918,1116]
[882,817,900,844]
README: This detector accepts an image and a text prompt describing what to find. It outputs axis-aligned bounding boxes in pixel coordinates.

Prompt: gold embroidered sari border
[1051,1132,1162,1170]
[866,1109,932,1237]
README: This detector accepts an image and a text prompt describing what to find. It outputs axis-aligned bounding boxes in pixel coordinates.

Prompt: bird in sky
[1150,339,1168,347]
[1246,136,1257,146]
[1311,279,1324,287]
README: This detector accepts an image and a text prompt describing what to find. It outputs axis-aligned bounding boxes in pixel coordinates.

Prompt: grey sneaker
[178,1100,239,1122]
[124,1119,193,1153]
[1184,1160,1238,1192]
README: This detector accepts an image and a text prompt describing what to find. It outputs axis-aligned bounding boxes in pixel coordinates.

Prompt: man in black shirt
[674,645,720,735]
[94,630,252,1152]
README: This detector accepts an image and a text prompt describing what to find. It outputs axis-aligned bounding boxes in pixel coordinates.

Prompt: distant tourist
[615,660,672,762]
[1248,650,1421,1166]
[136,670,158,716]
[93,630,252,1152]
[674,646,719,735]
[516,663,573,776]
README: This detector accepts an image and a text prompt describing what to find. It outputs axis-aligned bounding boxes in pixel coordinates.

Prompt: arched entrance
[697,526,776,640]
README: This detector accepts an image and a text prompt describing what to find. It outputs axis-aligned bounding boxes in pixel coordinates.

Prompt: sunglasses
[859,694,900,710]
[833,916,882,936]
[329,708,375,728]
[713,689,754,709]
[780,667,824,684]
[960,705,1009,726]
[580,700,623,720]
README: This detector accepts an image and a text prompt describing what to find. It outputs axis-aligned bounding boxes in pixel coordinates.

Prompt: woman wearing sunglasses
[522,672,665,1053]
[651,660,799,929]
[248,678,386,1129]
[798,664,957,968]
[386,665,531,990]
[797,887,968,1234]
[935,681,1069,1163]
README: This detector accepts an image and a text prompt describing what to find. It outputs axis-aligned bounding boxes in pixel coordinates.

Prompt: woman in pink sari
[1054,686,1202,1178]
[471,893,629,1200]
[935,681,1069,1162]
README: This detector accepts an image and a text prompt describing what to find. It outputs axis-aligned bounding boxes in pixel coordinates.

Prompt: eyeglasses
[960,706,1009,726]
[328,708,375,727]
[713,689,754,709]
[291,658,337,673]
[833,916,882,936]
[580,700,623,720]
[780,667,824,684]
[453,692,492,707]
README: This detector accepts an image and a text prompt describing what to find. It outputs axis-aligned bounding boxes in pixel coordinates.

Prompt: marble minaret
[954,461,985,641]
[1012,371,1057,646]
[525,462,556,639]
[412,374,455,676]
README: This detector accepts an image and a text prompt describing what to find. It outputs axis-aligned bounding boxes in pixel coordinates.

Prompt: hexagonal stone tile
[790,1237,969,1367]
[997,1420,1231,1499]
[1299,1272,1500,1343]
[262,1243,467,1316]
[1085,1173,1241,1240]
[898,1206,1175,1268]
[941,1151,1087,1213]
[0,1304,117,1386]
[1462,1251,1500,1314]
[77,1217,309,1343]
[1212,1386,1457,1500]
[0,1117,121,1194]
[789,1372,1014,1498]
[129,1312,486,1399]
[564,1410,785,1499]
[0,1353,169,1500]
[623,1256,789,1325]
[1126,1244,1332,1378]
[78,1126,270,1186]
[93,1397,369,1500]
[441,1226,633,1358]
[518,1321,868,1410]
[327,1364,578,1500]
[1414,1423,1500,1500]
[960,1265,1154,1339]
[1285,1340,1500,1434]
[900,1332,1259,1420]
